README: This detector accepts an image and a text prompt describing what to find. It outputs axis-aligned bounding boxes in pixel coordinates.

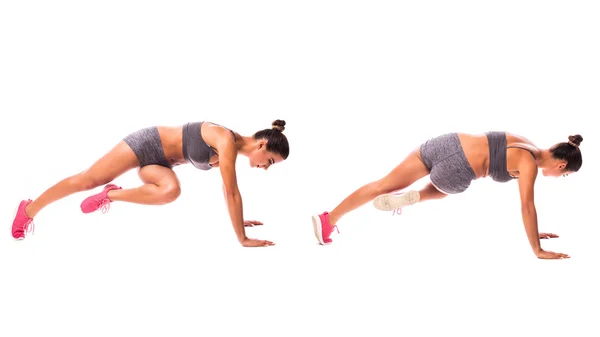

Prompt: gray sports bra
[182,121,235,170]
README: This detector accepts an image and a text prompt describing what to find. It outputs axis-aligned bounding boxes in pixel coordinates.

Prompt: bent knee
[158,183,181,204]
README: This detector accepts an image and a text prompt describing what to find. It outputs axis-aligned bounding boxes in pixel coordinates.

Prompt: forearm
[224,192,246,243]
[521,203,541,253]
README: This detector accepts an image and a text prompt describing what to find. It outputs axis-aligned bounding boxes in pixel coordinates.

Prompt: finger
[550,253,569,259]
[541,232,558,237]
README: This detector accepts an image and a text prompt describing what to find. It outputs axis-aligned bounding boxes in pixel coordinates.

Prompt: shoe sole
[373,190,420,211]
[311,215,329,245]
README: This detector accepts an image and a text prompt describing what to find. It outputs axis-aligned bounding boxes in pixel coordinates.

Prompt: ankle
[328,212,339,226]
[107,190,118,201]
[24,203,36,218]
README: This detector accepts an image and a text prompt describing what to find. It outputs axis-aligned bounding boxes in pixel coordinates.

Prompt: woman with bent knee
[312,131,582,259]
[12,120,290,247]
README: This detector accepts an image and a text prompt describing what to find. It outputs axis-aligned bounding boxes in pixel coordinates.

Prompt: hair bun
[271,119,286,132]
[568,134,583,147]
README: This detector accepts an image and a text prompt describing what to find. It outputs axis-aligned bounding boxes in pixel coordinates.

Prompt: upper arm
[214,131,239,196]
[517,155,538,207]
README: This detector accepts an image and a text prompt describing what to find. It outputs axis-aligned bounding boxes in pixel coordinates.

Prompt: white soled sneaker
[372,190,420,212]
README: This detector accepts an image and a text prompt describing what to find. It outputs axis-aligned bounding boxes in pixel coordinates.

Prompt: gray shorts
[123,126,172,168]
[419,133,476,194]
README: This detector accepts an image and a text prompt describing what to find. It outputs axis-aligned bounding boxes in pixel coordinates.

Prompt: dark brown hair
[550,134,583,172]
[253,120,289,159]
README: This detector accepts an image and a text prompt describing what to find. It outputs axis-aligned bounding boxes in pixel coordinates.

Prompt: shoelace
[98,199,111,214]
[23,218,35,235]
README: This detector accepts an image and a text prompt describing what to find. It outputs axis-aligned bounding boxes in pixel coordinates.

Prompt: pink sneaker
[80,184,122,214]
[311,211,339,245]
[12,199,34,240]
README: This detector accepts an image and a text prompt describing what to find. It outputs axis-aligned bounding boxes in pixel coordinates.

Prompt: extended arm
[215,133,274,247]
[217,139,247,243]
[517,157,568,259]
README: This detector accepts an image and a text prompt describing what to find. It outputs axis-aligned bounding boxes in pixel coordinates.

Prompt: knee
[158,184,181,204]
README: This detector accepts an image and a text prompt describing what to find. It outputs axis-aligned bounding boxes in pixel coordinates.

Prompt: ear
[258,140,268,150]
[557,161,567,169]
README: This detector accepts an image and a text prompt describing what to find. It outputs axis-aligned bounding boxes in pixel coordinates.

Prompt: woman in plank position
[12,120,290,247]
[312,131,582,259]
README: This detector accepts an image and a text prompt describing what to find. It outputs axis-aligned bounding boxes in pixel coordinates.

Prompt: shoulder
[505,132,538,148]
[515,150,538,179]
[203,122,237,147]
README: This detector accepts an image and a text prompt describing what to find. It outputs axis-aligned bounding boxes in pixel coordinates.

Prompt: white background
[1,1,599,336]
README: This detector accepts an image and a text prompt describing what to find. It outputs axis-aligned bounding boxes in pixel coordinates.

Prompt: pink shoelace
[98,199,112,214]
[23,218,35,235]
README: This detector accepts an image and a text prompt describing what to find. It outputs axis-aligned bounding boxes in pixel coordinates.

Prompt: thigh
[377,149,431,193]
[81,141,140,184]
[137,164,180,187]
[419,182,448,202]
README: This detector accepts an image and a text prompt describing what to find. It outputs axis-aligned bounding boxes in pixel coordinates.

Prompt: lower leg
[26,174,96,218]
[107,164,181,205]
[329,181,383,226]
[107,184,178,205]
[25,141,139,218]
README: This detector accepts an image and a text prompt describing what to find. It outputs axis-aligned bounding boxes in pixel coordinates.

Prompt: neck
[237,136,257,157]
[537,149,555,169]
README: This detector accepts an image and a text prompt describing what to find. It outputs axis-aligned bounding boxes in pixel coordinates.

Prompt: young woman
[12,120,290,247]
[312,131,583,259]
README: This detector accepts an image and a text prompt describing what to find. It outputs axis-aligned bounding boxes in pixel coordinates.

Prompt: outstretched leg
[26,141,139,217]
[12,141,139,239]
[312,149,430,245]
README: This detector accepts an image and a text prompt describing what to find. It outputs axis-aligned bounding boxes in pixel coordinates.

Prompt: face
[248,141,285,170]
[541,160,571,177]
